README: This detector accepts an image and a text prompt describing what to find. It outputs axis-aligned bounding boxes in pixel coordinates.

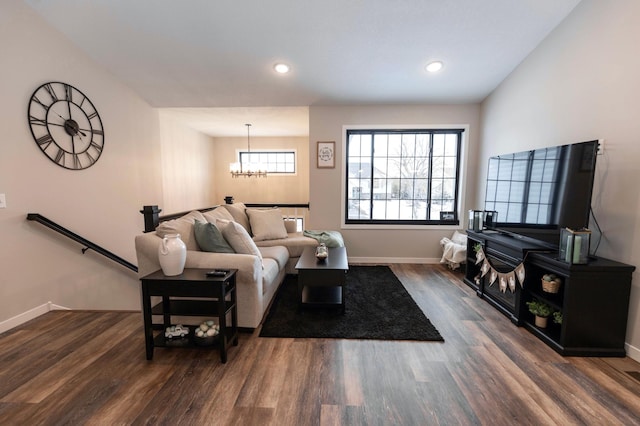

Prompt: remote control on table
[206,270,228,277]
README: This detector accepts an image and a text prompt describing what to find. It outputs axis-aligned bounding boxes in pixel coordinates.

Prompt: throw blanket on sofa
[303,230,345,248]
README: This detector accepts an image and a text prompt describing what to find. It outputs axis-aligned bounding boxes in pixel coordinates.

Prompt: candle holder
[559,228,591,264]
[468,210,483,232]
[483,210,498,229]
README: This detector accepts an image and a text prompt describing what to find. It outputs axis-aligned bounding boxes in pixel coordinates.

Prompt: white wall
[212,136,310,205]
[0,1,215,330]
[309,104,481,262]
[480,0,640,359]
[158,112,217,214]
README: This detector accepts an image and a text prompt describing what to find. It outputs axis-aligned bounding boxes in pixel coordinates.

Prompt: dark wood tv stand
[464,230,635,357]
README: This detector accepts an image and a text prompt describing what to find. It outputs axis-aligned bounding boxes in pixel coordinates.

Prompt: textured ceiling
[25,0,581,135]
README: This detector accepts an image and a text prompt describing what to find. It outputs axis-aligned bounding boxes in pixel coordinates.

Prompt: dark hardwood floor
[1,264,639,425]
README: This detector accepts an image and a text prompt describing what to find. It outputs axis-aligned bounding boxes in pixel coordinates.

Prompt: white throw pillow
[221,202,251,234]
[155,210,206,251]
[219,220,262,259]
[246,208,288,242]
[202,206,234,223]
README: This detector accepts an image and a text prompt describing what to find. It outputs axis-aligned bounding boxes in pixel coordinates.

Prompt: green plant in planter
[526,300,553,318]
[553,311,563,325]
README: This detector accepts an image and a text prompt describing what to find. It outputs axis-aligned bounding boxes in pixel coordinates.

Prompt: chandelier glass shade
[230,123,267,178]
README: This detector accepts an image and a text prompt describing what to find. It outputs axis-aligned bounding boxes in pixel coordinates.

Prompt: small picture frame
[440,211,456,221]
[317,141,335,168]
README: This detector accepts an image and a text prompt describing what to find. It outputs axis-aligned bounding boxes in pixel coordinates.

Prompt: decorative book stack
[559,228,591,264]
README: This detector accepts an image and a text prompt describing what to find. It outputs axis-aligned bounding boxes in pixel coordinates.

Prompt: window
[238,151,296,174]
[345,128,463,225]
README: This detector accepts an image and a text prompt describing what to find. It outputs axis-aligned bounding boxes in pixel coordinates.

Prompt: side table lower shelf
[153,326,237,350]
[140,268,239,363]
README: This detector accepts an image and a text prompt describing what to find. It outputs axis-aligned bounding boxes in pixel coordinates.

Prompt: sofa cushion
[284,219,297,233]
[255,232,319,258]
[246,208,288,242]
[219,220,262,259]
[222,202,251,233]
[258,245,289,270]
[155,210,206,251]
[261,258,280,295]
[193,221,235,253]
[202,207,234,224]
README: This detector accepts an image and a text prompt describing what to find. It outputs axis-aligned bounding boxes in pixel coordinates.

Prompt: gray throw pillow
[193,221,235,253]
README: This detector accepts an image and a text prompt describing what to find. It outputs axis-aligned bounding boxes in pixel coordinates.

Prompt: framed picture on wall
[317,141,335,168]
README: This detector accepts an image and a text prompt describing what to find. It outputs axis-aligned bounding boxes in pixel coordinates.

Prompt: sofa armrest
[135,233,163,277]
[186,250,265,328]
[184,251,261,286]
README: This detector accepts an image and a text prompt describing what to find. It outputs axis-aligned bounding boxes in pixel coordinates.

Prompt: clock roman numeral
[32,95,49,109]
[87,111,98,120]
[90,141,103,151]
[30,115,47,126]
[92,129,104,136]
[44,83,58,102]
[54,148,65,165]
[85,151,98,165]
[36,134,53,149]
[64,84,73,102]
[73,154,81,169]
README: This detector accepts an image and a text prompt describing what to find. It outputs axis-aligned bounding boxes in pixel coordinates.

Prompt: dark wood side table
[295,246,349,313]
[140,268,238,363]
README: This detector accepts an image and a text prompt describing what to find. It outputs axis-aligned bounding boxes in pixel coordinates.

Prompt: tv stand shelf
[464,230,635,357]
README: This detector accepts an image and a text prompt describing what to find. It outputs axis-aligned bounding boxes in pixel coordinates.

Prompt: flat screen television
[483,140,599,249]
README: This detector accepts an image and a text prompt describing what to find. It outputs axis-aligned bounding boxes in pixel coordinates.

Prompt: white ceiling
[25,0,581,136]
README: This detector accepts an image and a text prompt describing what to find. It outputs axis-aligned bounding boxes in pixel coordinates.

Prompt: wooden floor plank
[0,265,638,425]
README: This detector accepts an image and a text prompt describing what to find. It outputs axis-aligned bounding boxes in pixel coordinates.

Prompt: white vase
[158,233,186,276]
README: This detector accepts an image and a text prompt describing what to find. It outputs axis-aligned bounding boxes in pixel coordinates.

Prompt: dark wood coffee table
[295,246,349,313]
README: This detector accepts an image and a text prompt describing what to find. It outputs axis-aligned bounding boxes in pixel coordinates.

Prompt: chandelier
[229,123,267,178]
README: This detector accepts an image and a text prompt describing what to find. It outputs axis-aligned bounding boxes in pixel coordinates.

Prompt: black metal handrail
[27,213,138,273]
[141,199,311,232]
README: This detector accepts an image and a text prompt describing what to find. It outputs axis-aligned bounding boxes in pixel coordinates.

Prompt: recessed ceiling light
[426,61,443,73]
[274,63,290,74]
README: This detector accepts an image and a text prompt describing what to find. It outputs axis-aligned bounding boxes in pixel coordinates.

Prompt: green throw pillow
[193,221,235,253]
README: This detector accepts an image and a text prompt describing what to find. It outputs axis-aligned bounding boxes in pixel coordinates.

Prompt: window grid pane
[239,151,295,174]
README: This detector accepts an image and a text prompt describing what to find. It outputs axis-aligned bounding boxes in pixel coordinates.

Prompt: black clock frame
[27,81,104,170]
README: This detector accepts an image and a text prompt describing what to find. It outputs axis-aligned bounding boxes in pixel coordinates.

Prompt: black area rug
[259,265,444,341]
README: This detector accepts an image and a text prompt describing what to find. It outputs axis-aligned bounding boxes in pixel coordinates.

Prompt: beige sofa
[134,203,318,329]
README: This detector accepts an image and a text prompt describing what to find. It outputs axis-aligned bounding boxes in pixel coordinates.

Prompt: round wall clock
[27,81,104,170]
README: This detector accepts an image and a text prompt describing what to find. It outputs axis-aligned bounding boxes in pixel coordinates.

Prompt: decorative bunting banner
[473,246,525,293]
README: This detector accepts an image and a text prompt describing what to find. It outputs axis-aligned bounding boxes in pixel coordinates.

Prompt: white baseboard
[348,257,441,264]
[0,301,70,335]
[625,342,640,363]
[3,295,639,363]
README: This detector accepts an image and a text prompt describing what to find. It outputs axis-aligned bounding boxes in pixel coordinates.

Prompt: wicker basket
[541,278,561,294]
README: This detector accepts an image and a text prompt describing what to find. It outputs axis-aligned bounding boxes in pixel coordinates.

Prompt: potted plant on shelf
[553,311,563,325]
[541,273,562,294]
[526,300,553,328]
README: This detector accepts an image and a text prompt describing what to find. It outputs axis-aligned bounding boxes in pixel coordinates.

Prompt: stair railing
[26,213,138,273]
[141,197,310,233]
